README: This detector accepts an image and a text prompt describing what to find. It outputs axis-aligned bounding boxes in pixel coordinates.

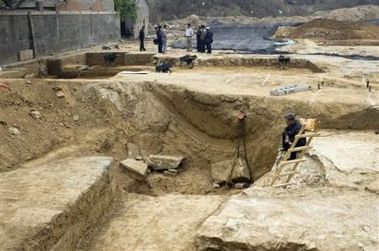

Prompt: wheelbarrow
[179,55,198,69]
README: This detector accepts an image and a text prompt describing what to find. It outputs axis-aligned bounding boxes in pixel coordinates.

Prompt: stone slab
[17,49,33,62]
[197,187,378,251]
[120,159,148,177]
[211,159,234,185]
[230,158,250,183]
[0,156,113,251]
[148,155,184,171]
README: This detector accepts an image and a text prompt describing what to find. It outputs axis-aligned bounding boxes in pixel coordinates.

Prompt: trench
[0,52,378,251]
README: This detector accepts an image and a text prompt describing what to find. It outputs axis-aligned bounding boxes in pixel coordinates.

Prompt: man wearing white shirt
[185,24,194,52]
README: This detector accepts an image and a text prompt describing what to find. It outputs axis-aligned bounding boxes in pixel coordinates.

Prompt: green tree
[115,0,138,21]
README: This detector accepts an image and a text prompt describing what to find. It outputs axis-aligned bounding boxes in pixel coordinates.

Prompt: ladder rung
[279,171,300,177]
[288,146,312,153]
[295,133,320,139]
[279,158,306,166]
[273,182,296,188]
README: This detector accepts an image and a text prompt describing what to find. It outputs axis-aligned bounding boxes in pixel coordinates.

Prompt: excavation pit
[0,50,378,251]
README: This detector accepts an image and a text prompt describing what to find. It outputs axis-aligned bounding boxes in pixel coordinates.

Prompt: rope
[235,118,253,181]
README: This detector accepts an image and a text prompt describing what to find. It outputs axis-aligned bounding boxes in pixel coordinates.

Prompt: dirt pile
[276,18,379,40]
[165,5,379,28]
[316,4,379,21]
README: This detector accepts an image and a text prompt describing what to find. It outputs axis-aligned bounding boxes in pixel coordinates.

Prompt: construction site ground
[0,19,378,251]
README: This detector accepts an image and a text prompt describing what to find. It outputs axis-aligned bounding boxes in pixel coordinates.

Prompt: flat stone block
[211,159,234,185]
[149,155,184,171]
[120,158,148,177]
[18,49,34,62]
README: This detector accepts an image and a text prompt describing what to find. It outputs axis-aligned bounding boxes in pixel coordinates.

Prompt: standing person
[200,25,207,53]
[139,26,146,51]
[196,26,202,52]
[205,27,213,54]
[156,25,163,53]
[185,24,194,52]
[161,25,168,54]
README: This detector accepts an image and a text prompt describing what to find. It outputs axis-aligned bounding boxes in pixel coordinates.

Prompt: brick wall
[0,12,120,65]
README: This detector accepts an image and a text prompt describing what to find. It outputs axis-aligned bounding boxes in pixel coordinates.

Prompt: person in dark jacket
[156,25,163,53]
[139,26,146,51]
[199,25,207,52]
[204,27,213,54]
[196,26,202,52]
[282,113,306,160]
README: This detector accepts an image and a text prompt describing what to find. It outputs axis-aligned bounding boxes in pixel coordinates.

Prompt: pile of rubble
[120,153,185,180]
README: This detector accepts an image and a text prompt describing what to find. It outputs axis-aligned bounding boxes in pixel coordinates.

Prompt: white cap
[206,27,210,30]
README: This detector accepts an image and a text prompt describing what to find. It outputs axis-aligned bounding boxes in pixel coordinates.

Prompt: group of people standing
[195,25,213,53]
[138,23,214,54]
[185,24,213,53]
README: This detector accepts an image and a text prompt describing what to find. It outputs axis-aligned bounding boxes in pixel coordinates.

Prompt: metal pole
[27,11,37,58]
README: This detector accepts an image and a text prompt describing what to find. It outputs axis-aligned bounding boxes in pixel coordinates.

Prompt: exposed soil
[275,18,379,41]
[1,29,378,251]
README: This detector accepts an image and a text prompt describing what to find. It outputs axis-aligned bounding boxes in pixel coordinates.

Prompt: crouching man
[282,113,306,160]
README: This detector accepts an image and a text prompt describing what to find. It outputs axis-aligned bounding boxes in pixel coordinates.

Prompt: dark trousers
[283,143,298,160]
[158,40,163,53]
[282,134,306,160]
[140,39,146,51]
[206,42,212,53]
[200,40,206,52]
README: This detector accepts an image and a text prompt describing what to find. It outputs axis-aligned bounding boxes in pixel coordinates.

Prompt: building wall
[0,12,120,65]
[133,0,149,38]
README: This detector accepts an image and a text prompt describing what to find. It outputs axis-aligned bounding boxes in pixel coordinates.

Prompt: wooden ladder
[269,125,319,188]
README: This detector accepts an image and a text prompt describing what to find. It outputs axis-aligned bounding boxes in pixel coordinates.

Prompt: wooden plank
[273,182,296,188]
[295,133,320,139]
[279,171,300,177]
[288,146,312,152]
[279,158,306,167]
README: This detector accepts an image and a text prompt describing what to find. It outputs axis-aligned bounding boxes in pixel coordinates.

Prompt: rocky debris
[0,120,7,126]
[25,80,32,85]
[213,183,221,189]
[212,158,251,186]
[120,159,148,178]
[56,90,65,98]
[163,170,178,177]
[29,110,42,119]
[102,43,120,50]
[127,143,140,159]
[211,160,234,185]
[23,73,35,79]
[73,115,79,122]
[231,158,250,183]
[0,82,9,89]
[148,155,184,171]
[8,127,20,135]
[234,183,249,189]
[78,65,89,71]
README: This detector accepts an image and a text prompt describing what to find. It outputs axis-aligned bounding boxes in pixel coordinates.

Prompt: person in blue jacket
[282,113,306,160]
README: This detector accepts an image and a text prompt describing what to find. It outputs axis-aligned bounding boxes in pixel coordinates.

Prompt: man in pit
[282,113,306,160]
